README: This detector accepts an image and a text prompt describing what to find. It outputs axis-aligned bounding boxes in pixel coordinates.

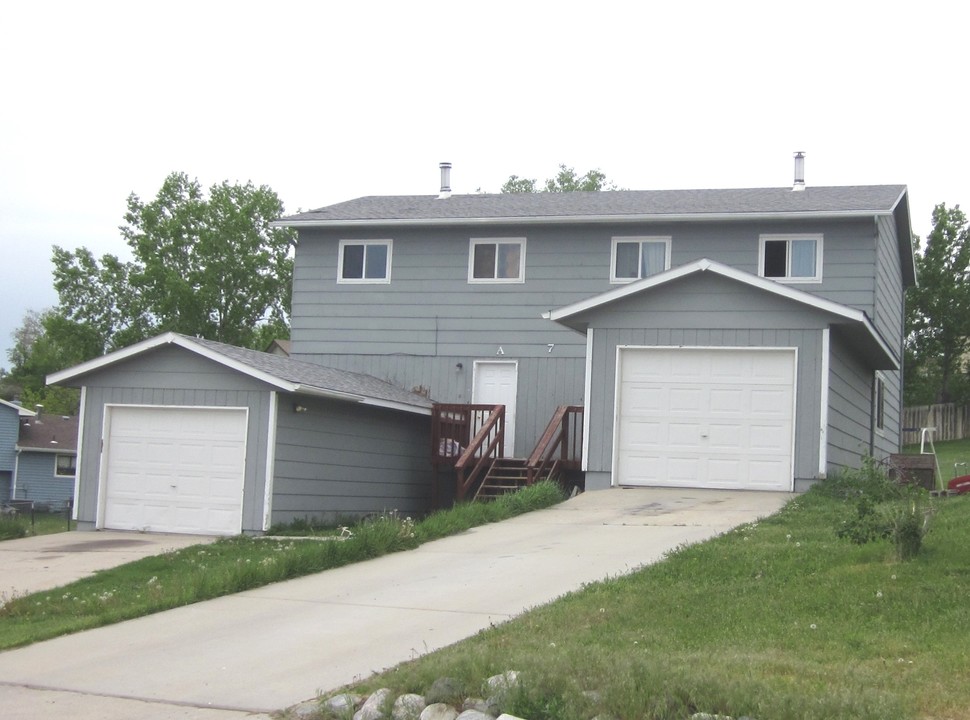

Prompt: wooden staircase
[473,457,559,501]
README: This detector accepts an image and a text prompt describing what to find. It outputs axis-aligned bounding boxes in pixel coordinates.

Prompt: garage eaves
[47,333,433,416]
[545,258,899,370]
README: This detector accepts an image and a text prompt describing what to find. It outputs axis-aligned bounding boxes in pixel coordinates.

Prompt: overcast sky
[1,0,966,362]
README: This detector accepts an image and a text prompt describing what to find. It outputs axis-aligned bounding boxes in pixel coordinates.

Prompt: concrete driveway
[0,488,790,720]
[0,530,218,599]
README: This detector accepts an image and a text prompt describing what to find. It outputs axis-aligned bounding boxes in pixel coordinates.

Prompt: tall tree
[52,172,295,352]
[905,203,970,404]
[501,164,617,193]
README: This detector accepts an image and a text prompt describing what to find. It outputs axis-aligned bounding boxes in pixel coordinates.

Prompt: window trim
[758,233,823,283]
[55,453,76,477]
[467,237,526,284]
[337,239,393,284]
[610,236,672,284]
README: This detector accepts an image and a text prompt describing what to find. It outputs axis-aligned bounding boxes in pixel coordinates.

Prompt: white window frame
[55,453,77,477]
[758,233,823,283]
[338,239,392,284]
[610,236,672,283]
[874,371,887,436]
[468,237,526,283]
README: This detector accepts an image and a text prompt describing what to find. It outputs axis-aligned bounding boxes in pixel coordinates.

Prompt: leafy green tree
[52,172,296,352]
[905,203,970,404]
[501,164,617,193]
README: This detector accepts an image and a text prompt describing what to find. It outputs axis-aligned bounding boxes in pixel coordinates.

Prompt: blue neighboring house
[0,400,78,511]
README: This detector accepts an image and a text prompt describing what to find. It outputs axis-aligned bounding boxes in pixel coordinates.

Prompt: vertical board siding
[11,453,74,509]
[272,397,431,524]
[74,347,274,533]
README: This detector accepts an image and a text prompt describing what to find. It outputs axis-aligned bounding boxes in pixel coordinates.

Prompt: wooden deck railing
[453,405,505,501]
[431,403,506,503]
[526,405,584,484]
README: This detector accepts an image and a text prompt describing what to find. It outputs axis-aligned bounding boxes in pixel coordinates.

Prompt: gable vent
[438,162,452,199]
[793,151,806,191]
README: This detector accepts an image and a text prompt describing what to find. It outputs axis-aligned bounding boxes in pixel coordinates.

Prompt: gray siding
[73,347,274,533]
[12,452,74,509]
[580,273,829,488]
[826,336,875,473]
[290,218,889,459]
[272,397,432,525]
[873,215,905,358]
[0,406,18,472]
[0,471,10,503]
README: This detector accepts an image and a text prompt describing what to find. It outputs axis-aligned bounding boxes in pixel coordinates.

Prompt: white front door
[473,361,518,456]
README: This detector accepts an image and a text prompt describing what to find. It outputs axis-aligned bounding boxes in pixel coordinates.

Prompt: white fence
[901,403,970,446]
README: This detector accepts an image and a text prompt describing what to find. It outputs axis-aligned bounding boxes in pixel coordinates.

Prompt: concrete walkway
[0,488,790,719]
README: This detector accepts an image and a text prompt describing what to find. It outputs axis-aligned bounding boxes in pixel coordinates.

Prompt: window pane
[364,244,388,279]
[614,242,639,279]
[342,244,365,279]
[473,243,496,278]
[790,239,816,277]
[640,242,667,277]
[496,243,521,279]
[763,241,787,277]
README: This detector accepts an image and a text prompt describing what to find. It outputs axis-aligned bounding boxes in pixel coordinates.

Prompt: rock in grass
[455,711,493,720]
[354,688,393,720]
[321,693,361,716]
[484,670,520,693]
[291,700,324,720]
[392,693,427,720]
[419,703,459,720]
[426,677,463,705]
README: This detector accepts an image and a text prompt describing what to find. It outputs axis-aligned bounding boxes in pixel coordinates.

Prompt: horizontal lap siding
[0,409,18,471]
[75,347,273,533]
[272,397,431,524]
[12,453,73,509]
[827,337,874,472]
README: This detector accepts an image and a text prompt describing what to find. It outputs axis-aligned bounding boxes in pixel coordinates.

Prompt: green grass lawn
[0,482,565,651]
[0,511,75,541]
[341,486,970,720]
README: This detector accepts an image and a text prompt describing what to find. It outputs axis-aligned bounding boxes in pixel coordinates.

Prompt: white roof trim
[274,209,897,230]
[0,399,35,417]
[47,333,297,392]
[549,258,898,368]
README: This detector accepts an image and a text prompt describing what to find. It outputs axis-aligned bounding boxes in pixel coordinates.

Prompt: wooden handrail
[453,404,505,500]
[526,405,583,484]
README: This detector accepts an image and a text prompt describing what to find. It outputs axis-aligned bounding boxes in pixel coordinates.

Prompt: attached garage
[101,406,248,535]
[614,347,795,491]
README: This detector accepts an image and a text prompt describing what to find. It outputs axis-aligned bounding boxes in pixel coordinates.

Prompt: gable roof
[547,258,899,370]
[47,333,433,416]
[276,185,915,285]
[1,399,36,418]
[17,414,78,454]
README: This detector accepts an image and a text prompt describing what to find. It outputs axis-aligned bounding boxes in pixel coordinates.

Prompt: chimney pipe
[793,151,806,191]
[438,162,452,199]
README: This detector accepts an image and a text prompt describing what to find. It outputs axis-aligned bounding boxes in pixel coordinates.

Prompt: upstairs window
[338,240,392,283]
[55,454,76,477]
[469,238,526,283]
[611,236,671,283]
[759,234,823,282]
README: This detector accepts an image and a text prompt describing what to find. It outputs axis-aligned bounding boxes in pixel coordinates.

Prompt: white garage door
[615,348,795,491]
[102,406,248,535]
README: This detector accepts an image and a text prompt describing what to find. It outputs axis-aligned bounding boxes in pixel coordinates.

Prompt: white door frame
[472,360,518,456]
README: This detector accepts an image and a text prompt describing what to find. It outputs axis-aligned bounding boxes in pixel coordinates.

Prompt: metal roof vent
[438,162,452,199]
[793,151,806,191]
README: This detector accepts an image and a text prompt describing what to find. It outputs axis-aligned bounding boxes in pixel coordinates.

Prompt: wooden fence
[901,403,970,446]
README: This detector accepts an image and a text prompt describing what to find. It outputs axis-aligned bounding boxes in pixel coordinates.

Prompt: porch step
[475,458,530,501]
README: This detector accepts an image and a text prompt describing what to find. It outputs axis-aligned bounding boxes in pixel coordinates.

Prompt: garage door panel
[616,348,794,491]
[103,407,247,536]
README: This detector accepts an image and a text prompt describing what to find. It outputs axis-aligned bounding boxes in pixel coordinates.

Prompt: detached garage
[49,333,433,536]
[549,259,901,493]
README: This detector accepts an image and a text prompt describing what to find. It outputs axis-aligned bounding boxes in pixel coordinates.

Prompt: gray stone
[496,715,529,720]
[392,693,427,720]
[291,700,324,720]
[461,697,489,713]
[321,693,362,717]
[419,703,459,720]
[484,671,520,693]
[354,688,393,720]
[426,677,464,705]
[455,711,493,720]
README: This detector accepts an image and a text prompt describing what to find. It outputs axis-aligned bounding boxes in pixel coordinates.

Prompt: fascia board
[273,209,889,230]
[292,385,432,416]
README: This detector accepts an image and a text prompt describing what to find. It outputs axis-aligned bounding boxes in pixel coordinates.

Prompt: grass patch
[343,488,970,720]
[0,481,564,651]
[0,511,75,541]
